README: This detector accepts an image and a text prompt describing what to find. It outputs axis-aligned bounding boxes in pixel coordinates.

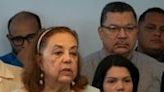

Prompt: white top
[13,85,100,92]
[0,60,23,92]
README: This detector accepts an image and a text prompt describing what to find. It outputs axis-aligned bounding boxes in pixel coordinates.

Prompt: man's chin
[146,48,163,55]
[114,49,130,56]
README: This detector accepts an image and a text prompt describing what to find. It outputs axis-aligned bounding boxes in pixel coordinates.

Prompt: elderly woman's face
[40,32,78,84]
[103,66,133,92]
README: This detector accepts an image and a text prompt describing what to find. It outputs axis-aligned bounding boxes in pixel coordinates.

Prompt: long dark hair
[92,55,139,92]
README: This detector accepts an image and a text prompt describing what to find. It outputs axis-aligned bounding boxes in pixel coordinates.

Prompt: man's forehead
[10,17,38,26]
[144,14,164,27]
[9,24,38,37]
[10,31,37,37]
[106,11,135,19]
[145,12,164,21]
[104,12,136,25]
[9,18,39,35]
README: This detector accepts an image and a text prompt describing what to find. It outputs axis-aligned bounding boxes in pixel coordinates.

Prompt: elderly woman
[92,55,139,92]
[14,26,99,92]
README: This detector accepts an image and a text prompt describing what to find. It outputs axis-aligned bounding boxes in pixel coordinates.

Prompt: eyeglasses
[101,25,137,32]
[10,33,37,46]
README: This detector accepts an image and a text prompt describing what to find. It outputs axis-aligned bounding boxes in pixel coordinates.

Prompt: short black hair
[100,1,137,26]
[138,7,164,23]
[92,55,139,92]
[8,11,42,33]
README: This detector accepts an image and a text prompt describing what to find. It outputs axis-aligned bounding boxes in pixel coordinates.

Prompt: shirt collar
[100,48,109,59]
[100,48,133,60]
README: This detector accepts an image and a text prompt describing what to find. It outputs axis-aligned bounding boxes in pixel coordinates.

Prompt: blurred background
[0,0,163,57]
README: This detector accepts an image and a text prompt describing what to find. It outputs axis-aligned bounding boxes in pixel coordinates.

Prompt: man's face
[8,18,39,54]
[138,12,164,54]
[98,12,138,57]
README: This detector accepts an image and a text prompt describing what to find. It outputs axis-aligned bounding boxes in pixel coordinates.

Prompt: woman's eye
[105,79,116,84]
[53,51,63,55]
[126,80,131,82]
[124,78,132,83]
[108,80,115,83]
[70,52,78,56]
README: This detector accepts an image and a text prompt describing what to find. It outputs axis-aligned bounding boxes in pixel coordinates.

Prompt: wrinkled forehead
[44,29,78,42]
[38,30,78,53]
[46,31,78,45]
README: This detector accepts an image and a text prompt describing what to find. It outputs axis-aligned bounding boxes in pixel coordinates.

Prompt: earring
[71,81,75,86]
[71,81,75,92]
[39,73,44,85]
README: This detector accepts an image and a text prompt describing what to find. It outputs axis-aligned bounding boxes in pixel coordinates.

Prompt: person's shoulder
[0,52,23,67]
[0,52,17,63]
[6,62,23,72]
[83,85,100,92]
[0,59,22,69]
[83,50,101,63]
[133,51,161,63]
[12,87,27,92]
[132,51,164,72]
[0,60,24,92]
[0,59,23,76]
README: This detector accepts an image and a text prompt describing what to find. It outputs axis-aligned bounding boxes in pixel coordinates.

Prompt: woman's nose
[116,81,125,91]
[63,52,71,64]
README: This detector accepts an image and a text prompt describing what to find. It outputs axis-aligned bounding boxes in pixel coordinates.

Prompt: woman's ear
[36,54,44,71]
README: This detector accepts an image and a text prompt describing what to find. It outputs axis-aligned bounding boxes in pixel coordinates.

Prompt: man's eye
[27,34,35,41]
[145,26,155,30]
[12,37,23,42]
[126,27,134,30]
[109,27,119,30]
